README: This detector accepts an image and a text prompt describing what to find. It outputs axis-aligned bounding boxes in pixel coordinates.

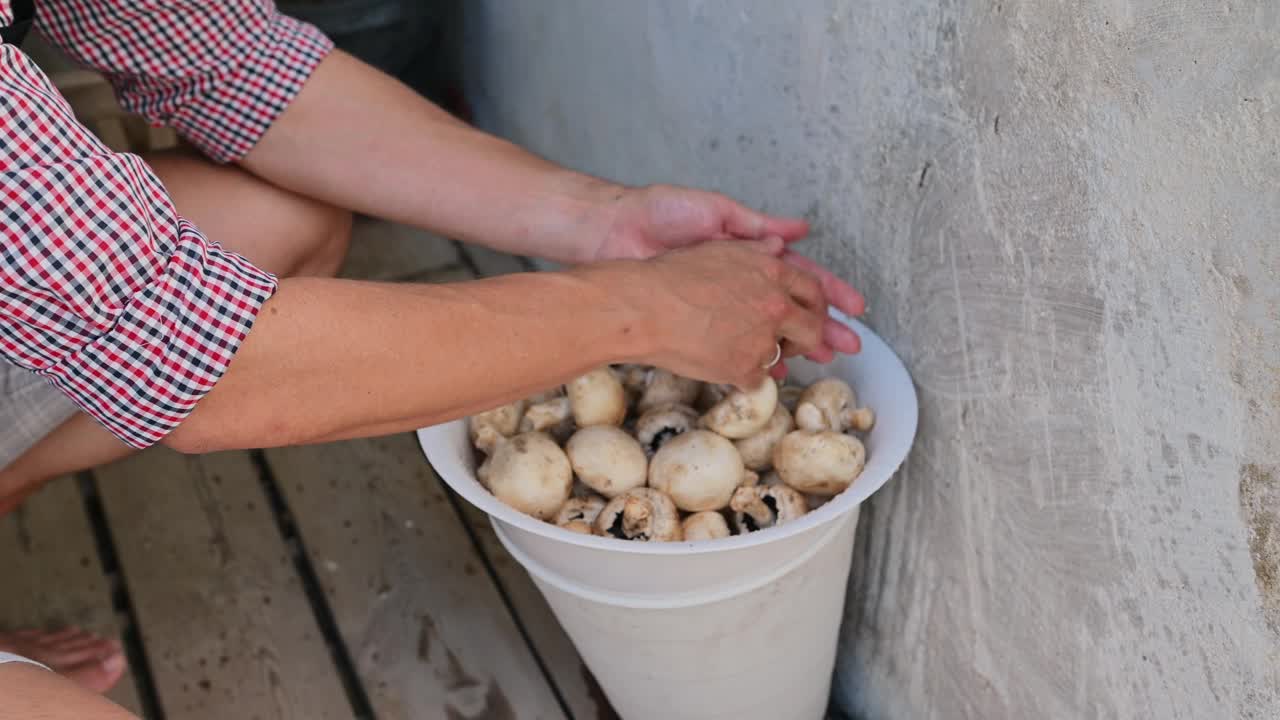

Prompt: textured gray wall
[459,2,1280,717]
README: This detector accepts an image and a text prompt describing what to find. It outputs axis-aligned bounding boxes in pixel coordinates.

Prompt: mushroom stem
[594,488,683,541]
[730,487,776,530]
[621,496,652,535]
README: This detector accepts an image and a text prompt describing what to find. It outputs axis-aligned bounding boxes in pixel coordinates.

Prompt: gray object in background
[278,0,459,103]
[457,2,1280,718]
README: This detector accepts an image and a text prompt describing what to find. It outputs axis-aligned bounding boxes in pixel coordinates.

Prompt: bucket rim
[416,312,917,556]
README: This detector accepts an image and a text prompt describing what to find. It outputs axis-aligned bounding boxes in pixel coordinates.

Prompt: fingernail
[103,654,126,673]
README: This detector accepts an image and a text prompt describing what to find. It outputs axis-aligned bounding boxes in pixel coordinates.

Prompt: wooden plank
[401,259,607,717]
[93,449,352,720]
[451,242,615,719]
[264,433,567,720]
[0,476,144,716]
[450,496,615,720]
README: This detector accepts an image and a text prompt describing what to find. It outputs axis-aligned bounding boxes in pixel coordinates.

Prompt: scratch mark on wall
[1239,463,1280,635]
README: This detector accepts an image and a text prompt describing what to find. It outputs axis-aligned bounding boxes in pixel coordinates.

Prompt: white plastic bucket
[417,313,918,720]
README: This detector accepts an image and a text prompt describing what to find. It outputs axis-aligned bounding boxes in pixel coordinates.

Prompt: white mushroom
[637,369,701,413]
[554,495,607,535]
[729,482,808,533]
[762,470,831,511]
[519,395,575,442]
[649,430,756,512]
[468,399,526,454]
[594,488,683,542]
[806,494,832,512]
[793,378,874,433]
[633,403,698,457]
[772,429,866,496]
[567,367,628,427]
[565,426,648,498]
[733,403,795,471]
[682,511,731,541]
[484,432,573,519]
[849,407,875,433]
[699,377,779,439]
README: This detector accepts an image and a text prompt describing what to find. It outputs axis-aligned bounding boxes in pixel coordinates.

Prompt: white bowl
[416,311,918,559]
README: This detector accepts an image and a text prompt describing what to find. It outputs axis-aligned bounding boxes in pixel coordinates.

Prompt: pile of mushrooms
[467,366,874,543]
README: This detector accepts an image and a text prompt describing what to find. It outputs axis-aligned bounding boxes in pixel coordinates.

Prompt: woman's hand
[576,237,834,388]
[585,184,867,373]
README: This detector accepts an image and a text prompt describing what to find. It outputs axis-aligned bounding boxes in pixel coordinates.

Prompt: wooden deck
[2,222,616,719]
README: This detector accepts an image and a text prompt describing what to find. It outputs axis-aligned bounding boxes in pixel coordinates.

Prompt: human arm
[34,0,864,364]
[0,43,282,449]
[167,238,827,452]
[1,32,824,455]
[237,50,867,365]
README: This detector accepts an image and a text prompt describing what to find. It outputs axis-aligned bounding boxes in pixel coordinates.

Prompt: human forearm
[165,271,646,452]
[165,237,837,452]
[240,50,617,265]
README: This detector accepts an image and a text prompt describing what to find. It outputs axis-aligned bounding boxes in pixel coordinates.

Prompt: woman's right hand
[575,237,847,388]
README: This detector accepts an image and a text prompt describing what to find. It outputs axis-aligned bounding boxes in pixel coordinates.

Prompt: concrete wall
[459,2,1280,717]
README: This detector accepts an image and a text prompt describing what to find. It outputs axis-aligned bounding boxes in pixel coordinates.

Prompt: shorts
[0,359,79,470]
[0,652,50,671]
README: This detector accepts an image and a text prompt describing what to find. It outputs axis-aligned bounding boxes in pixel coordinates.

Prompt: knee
[295,204,353,278]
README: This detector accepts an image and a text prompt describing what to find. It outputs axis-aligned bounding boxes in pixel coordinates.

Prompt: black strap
[2,0,35,46]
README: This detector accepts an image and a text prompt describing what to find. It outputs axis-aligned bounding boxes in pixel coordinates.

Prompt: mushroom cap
[699,378,779,439]
[733,403,795,471]
[554,495,607,526]
[594,487,683,541]
[729,483,809,533]
[682,511,731,541]
[772,430,866,496]
[468,399,527,453]
[649,429,748,511]
[565,426,648,498]
[637,369,702,413]
[567,367,628,427]
[485,432,574,519]
[633,403,698,457]
[794,378,858,432]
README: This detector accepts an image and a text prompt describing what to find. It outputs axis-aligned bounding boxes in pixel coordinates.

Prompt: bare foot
[0,628,126,694]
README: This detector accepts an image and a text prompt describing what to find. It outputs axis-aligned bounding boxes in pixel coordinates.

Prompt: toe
[42,637,119,669]
[62,650,127,695]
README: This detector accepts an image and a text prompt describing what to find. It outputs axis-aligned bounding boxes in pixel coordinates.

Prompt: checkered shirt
[1,0,333,448]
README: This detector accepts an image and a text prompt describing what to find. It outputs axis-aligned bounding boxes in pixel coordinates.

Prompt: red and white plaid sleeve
[34,0,333,163]
[1,43,278,448]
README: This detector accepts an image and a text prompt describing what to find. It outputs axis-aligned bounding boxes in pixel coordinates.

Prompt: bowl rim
[416,313,917,556]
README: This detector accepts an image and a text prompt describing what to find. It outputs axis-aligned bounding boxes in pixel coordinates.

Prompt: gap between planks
[0,475,145,716]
